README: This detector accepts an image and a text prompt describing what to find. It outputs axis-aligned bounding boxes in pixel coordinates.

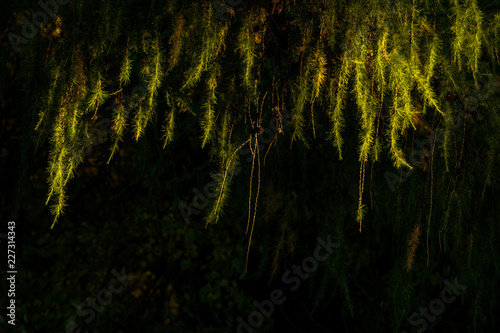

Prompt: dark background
[1,0,500,332]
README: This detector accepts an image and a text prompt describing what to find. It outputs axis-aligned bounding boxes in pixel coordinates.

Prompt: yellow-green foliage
[451,0,484,82]
[35,0,493,235]
[328,53,351,160]
[108,102,128,163]
[310,46,327,101]
[238,14,257,90]
[200,64,219,148]
[353,29,376,163]
[167,16,186,73]
[183,5,228,90]
[86,72,111,115]
[162,87,176,148]
[119,52,132,86]
[290,73,309,147]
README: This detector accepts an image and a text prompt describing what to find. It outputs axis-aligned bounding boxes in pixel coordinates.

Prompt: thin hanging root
[406,224,422,272]
[205,137,251,229]
[458,115,467,169]
[426,129,436,266]
[357,159,366,232]
[246,135,261,272]
[310,103,316,139]
[259,91,268,125]
[246,135,256,234]
[263,133,277,166]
